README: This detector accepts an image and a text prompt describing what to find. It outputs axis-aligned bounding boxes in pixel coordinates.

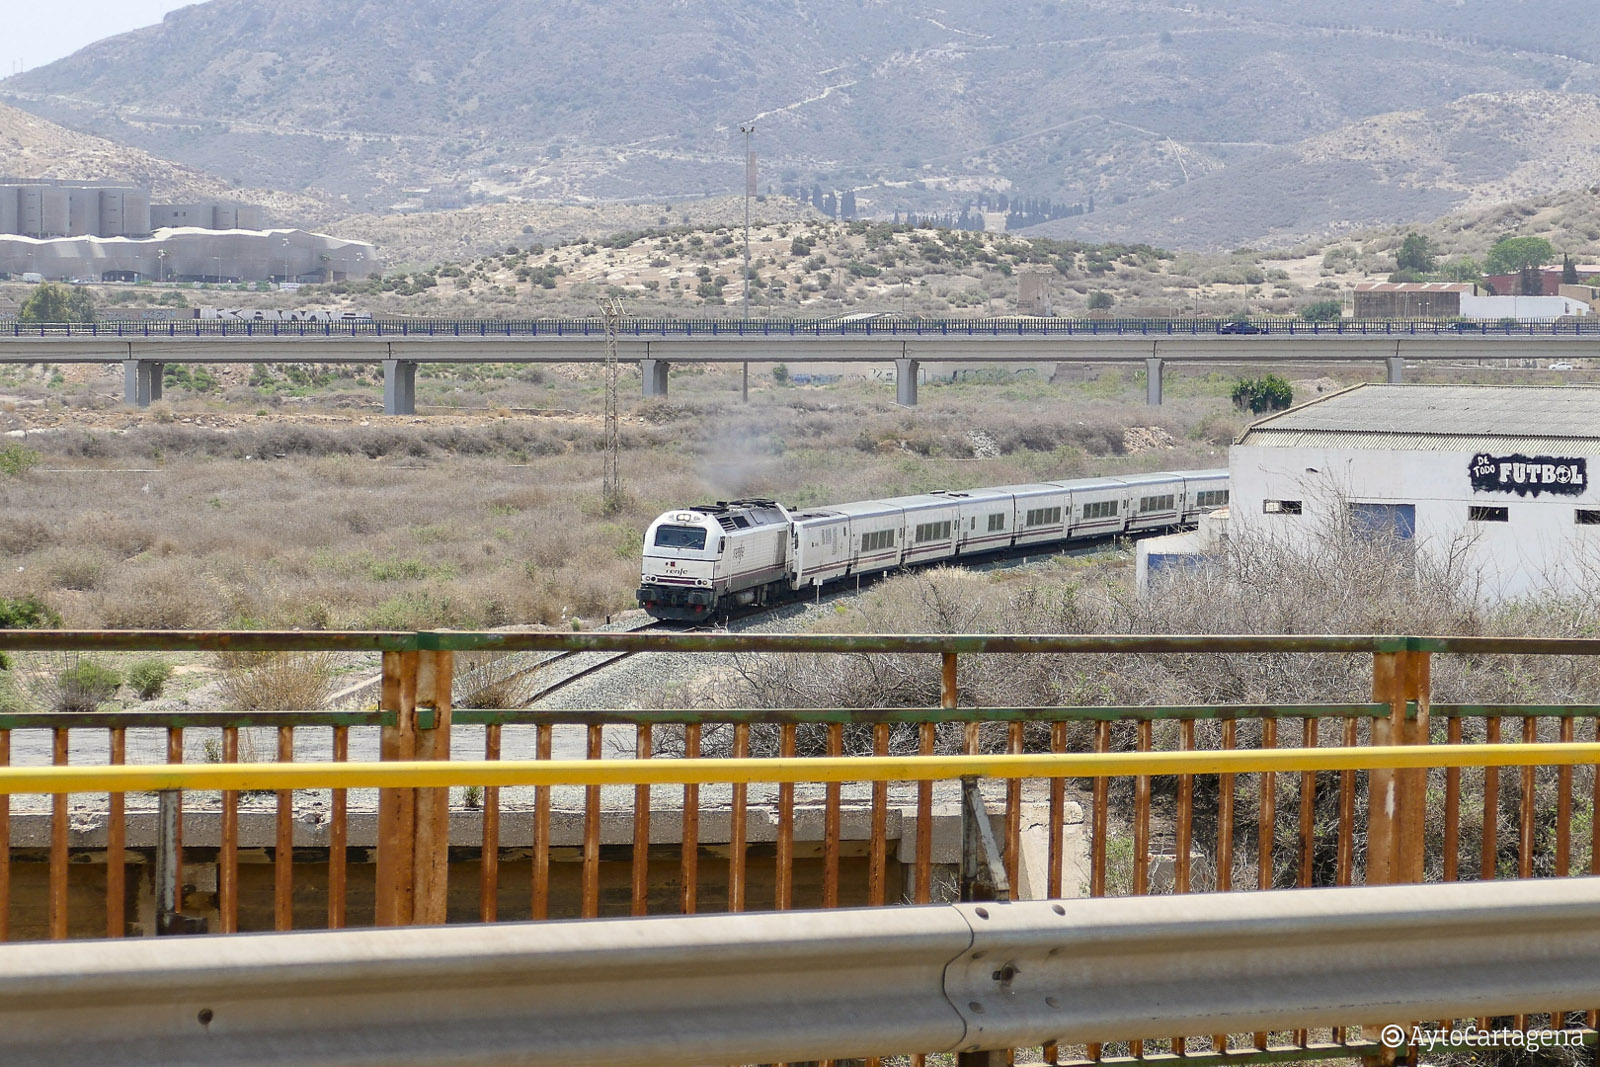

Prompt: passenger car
[638,470,1230,620]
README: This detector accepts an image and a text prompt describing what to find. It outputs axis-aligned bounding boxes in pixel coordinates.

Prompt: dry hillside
[11,0,1600,249]
[331,196,826,267]
[0,101,329,224]
[1032,91,1600,251]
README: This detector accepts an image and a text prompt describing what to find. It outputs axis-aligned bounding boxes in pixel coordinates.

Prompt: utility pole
[600,297,624,513]
[740,123,755,402]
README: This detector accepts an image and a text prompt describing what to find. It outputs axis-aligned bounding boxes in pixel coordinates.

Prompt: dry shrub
[454,651,537,709]
[67,513,158,558]
[705,511,1600,888]
[96,559,222,630]
[1190,411,1242,446]
[0,516,51,555]
[45,548,110,591]
[10,652,122,713]
[216,651,338,711]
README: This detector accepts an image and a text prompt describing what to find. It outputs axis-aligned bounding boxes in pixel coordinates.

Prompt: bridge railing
[1,316,1596,339]
[3,630,1600,1065]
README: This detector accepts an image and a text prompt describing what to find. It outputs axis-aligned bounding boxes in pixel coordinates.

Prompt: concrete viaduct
[0,319,1593,414]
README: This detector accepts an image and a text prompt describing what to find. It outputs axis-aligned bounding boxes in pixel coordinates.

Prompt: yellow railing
[4,743,1600,792]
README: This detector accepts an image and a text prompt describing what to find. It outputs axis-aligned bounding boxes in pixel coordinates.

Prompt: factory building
[0,180,153,239]
[149,203,265,231]
[1228,384,1600,600]
[0,179,265,240]
[0,228,378,284]
[0,180,374,283]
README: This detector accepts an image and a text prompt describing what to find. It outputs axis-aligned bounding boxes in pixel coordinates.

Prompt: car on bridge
[1216,321,1262,334]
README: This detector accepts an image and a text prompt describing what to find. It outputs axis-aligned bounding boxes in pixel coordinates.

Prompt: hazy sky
[5,1,198,75]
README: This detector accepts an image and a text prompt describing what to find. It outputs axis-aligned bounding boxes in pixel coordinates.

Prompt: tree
[17,283,96,324]
[1484,236,1554,276]
[1563,254,1579,284]
[1087,290,1114,310]
[1299,299,1342,322]
[1231,374,1294,415]
[1394,232,1435,275]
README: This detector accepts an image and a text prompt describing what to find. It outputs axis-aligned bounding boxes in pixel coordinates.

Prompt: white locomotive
[637,469,1228,621]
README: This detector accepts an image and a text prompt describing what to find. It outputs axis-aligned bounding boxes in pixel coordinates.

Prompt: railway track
[335,526,1177,713]
[522,529,1169,706]
[522,633,660,704]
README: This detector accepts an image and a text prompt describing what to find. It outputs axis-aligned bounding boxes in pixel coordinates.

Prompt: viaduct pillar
[641,359,670,398]
[122,360,164,408]
[895,358,919,406]
[1145,357,1163,406]
[383,359,417,416]
[1386,356,1405,384]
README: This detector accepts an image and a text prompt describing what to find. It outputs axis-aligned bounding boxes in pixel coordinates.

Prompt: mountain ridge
[1028,90,1600,250]
[10,1,1600,249]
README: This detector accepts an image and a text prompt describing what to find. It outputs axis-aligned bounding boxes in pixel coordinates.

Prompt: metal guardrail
[1,881,1596,1067]
[2,316,1598,339]
[6,628,1600,1067]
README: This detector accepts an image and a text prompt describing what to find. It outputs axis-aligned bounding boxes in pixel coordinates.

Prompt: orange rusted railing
[3,630,1600,1066]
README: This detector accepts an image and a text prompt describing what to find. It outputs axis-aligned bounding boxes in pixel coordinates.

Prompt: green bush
[1299,299,1342,322]
[0,595,60,629]
[1231,374,1294,415]
[56,660,121,713]
[0,443,40,477]
[128,659,174,701]
[17,282,95,324]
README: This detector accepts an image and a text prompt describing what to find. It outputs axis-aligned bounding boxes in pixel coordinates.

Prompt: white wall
[1230,445,1600,600]
[1460,294,1590,319]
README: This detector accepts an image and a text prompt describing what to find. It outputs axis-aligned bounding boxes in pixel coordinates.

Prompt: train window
[653,525,707,549]
[861,529,895,551]
[987,513,1006,532]
[1081,500,1118,520]
[1024,506,1062,527]
[1139,494,1175,513]
[1577,509,1600,525]
[1196,489,1229,508]
[915,521,953,543]
[1264,500,1303,515]
[1469,506,1508,523]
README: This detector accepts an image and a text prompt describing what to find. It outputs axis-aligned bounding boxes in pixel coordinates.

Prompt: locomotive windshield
[653,525,707,550]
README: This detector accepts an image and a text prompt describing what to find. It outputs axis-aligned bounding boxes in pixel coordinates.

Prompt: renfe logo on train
[1469,453,1588,497]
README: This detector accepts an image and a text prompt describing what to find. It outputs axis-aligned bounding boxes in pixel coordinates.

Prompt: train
[637,469,1229,621]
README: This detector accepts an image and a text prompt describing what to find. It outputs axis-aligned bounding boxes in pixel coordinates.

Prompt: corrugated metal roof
[1239,432,1600,455]
[1238,384,1600,449]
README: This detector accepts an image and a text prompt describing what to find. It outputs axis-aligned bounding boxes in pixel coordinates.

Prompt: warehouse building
[0,179,268,240]
[1228,384,1600,600]
[148,203,265,231]
[0,227,378,284]
[1352,282,1590,321]
[1352,282,1474,319]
